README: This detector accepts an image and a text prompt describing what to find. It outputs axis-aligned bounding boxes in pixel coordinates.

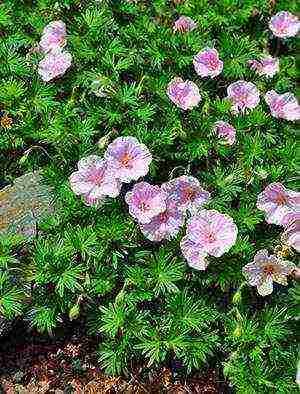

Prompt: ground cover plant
[0,0,299,392]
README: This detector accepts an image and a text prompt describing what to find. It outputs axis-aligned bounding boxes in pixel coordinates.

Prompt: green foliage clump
[0,0,298,392]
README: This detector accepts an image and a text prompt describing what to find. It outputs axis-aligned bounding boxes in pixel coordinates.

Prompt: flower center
[139,202,150,212]
[278,25,288,34]
[237,94,248,105]
[263,264,275,275]
[159,211,168,222]
[206,231,216,243]
[178,21,189,32]
[272,99,284,113]
[275,193,287,205]
[207,59,219,70]
[121,153,132,168]
[89,171,103,185]
[183,187,196,201]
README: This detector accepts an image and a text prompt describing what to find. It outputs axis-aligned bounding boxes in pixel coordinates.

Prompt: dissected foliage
[0,0,298,392]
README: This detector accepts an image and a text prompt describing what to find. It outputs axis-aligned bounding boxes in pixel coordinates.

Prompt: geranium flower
[248,56,279,78]
[167,78,201,110]
[281,212,300,253]
[161,175,210,214]
[193,48,223,78]
[180,235,209,270]
[125,182,167,224]
[281,211,300,227]
[69,155,121,205]
[83,194,105,207]
[265,90,300,121]
[38,49,72,82]
[105,137,152,183]
[173,16,197,33]
[269,11,300,38]
[213,121,236,145]
[39,20,66,53]
[257,183,300,226]
[140,198,185,241]
[185,210,238,257]
[243,249,295,296]
[181,210,238,270]
[226,81,260,113]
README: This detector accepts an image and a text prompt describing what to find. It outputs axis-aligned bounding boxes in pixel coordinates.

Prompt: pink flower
[173,16,197,33]
[38,49,72,82]
[283,222,300,253]
[213,121,236,145]
[125,182,167,224]
[265,90,300,121]
[181,210,238,270]
[140,198,185,241]
[281,212,300,253]
[186,210,238,257]
[161,176,210,214]
[39,20,66,53]
[167,78,201,110]
[69,155,121,205]
[257,183,300,226]
[226,81,260,113]
[243,249,295,296]
[193,48,223,78]
[248,56,279,78]
[269,11,300,38]
[281,211,300,227]
[180,235,209,271]
[83,194,105,207]
[105,137,152,183]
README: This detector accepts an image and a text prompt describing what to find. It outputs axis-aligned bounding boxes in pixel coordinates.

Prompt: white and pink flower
[161,176,210,214]
[69,155,121,206]
[281,212,300,253]
[248,56,279,78]
[243,249,295,296]
[265,90,300,121]
[125,182,167,224]
[180,236,209,270]
[269,11,300,38]
[193,48,223,78]
[173,16,197,33]
[105,137,152,183]
[140,198,185,242]
[167,78,201,110]
[181,209,238,270]
[39,20,66,53]
[213,121,236,145]
[257,182,300,226]
[226,81,260,113]
[38,49,72,82]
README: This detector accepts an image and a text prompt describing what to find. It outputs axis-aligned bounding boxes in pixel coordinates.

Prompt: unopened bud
[233,324,243,338]
[232,290,242,305]
[69,304,80,321]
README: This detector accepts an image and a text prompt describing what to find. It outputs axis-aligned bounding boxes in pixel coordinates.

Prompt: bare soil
[0,320,231,393]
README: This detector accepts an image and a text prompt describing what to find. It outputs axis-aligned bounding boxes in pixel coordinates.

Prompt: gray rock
[0,172,54,239]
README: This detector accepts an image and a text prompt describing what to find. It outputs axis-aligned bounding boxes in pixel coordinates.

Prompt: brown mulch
[0,321,230,393]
